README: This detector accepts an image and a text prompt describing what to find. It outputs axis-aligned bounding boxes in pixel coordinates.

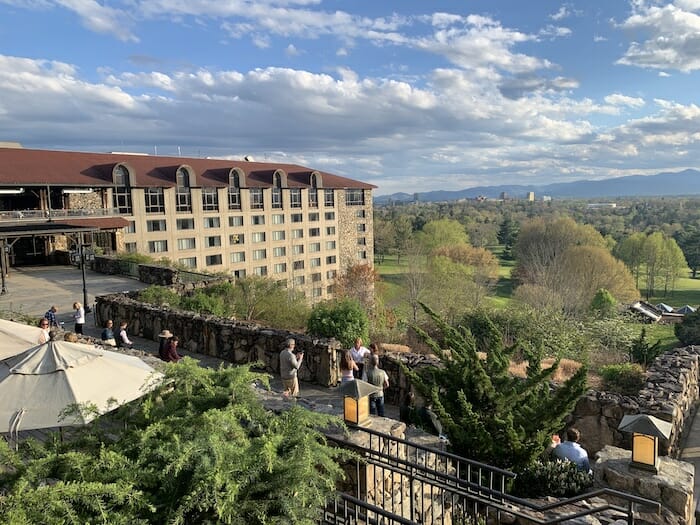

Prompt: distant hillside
[375,169,700,204]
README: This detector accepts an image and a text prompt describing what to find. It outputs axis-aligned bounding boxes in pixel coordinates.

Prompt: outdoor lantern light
[618,414,672,474]
[339,379,381,427]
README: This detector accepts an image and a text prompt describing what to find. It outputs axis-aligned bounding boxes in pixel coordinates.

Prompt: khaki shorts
[282,377,299,397]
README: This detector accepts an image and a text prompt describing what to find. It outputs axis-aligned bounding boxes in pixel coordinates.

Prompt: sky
[0,1,699,195]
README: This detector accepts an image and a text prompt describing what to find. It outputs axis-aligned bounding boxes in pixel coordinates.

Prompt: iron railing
[0,208,122,222]
[323,426,660,525]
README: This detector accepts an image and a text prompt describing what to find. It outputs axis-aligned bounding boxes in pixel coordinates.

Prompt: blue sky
[0,1,699,195]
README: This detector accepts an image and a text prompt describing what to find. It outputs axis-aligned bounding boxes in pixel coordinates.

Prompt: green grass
[648,276,700,308]
[642,323,678,353]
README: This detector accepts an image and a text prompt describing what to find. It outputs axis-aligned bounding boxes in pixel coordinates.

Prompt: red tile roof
[0,147,376,190]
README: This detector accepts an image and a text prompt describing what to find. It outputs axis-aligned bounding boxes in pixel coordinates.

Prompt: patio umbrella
[0,318,45,359]
[0,339,163,434]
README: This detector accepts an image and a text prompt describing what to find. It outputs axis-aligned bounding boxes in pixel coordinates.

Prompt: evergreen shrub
[599,363,646,395]
[512,460,593,498]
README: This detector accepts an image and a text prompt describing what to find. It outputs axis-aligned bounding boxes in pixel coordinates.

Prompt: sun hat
[158,329,173,338]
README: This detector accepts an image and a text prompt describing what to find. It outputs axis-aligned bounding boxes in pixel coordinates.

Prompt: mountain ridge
[375,169,700,204]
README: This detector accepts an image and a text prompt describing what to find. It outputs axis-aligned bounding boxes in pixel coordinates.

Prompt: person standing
[365,354,389,417]
[279,338,303,397]
[158,329,173,360]
[101,319,116,346]
[73,301,85,335]
[339,350,358,383]
[350,338,371,379]
[44,305,59,329]
[117,321,134,349]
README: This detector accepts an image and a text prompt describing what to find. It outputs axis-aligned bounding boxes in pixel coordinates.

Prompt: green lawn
[648,276,700,308]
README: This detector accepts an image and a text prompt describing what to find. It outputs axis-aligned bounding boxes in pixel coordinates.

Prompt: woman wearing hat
[158,329,173,361]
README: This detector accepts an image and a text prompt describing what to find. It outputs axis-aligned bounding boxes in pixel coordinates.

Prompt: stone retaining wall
[94,291,700,459]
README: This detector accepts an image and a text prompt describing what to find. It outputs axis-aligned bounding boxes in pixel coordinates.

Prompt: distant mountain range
[374,169,700,204]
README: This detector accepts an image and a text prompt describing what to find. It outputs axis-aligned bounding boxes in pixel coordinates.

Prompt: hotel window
[176,167,192,212]
[252,232,266,243]
[178,257,197,268]
[113,165,132,214]
[228,171,241,210]
[254,266,268,276]
[356,209,366,218]
[125,221,136,234]
[291,213,303,223]
[177,238,196,250]
[293,275,305,286]
[144,188,165,213]
[253,249,267,260]
[311,272,322,282]
[357,223,366,232]
[272,214,284,224]
[346,189,364,206]
[290,188,302,208]
[326,269,337,279]
[326,285,335,295]
[202,188,219,212]
[250,188,264,210]
[273,246,286,257]
[230,233,244,245]
[312,287,323,298]
[358,237,367,245]
[229,215,243,227]
[146,219,167,232]
[326,226,336,235]
[272,230,285,241]
[326,255,337,264]
[230,251,245,263]
[292,245,304,255]
[325,240,336,250]
[309,242,321,253]
[324,189,334,207]
[204,217,221,229]
[206,254,223,266]
[309,212,319,222]
[309,227,320,237]
[272,172,283,209]
[205,236,222,248]
[177,218,194,230]
[233,269,246,279]
[274,263,287,274]
[148,240,168,253]
[251,215,265,226]
[310,257,321,268]
[293,260,305,270]
[292,229,303,239]
[125,242,137,253]
[308,188,318,208]
[324,212,335,220]
[357,250,367,259]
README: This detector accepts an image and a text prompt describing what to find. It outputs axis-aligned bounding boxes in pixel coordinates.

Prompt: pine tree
[401,305,587,472]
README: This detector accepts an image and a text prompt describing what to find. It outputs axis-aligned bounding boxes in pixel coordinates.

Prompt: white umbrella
[0,318,45,359]
[0,339,163,434]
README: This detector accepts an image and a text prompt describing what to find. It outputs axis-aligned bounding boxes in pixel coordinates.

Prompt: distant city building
[542,195,552,202]
[0,146,376,303]
[587,203,617,209]
[527,192,535,202]
[499,191,508,201]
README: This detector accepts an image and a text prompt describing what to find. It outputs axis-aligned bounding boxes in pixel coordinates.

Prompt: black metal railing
[324,427,660,525]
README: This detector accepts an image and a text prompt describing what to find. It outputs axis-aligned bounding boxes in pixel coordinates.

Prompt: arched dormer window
[272,170,284,209]
[228,168,244,210]
[112,164,133,214]
[176,166,192,212]
[308,171,322,208]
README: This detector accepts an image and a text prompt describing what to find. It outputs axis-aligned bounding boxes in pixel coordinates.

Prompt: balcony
[0,208,123,223]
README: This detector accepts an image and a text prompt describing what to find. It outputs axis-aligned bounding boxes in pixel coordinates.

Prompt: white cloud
[617,1,700,72]
[603,93,645,108]
[284,44,300,56]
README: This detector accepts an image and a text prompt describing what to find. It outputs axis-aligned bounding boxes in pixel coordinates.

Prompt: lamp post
[0,240,8,295]
[618,414,672,474]
[70,241,95,313]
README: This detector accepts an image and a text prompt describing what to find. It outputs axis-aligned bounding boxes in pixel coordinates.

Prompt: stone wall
[566,346,700,458]
[95,292,343,386]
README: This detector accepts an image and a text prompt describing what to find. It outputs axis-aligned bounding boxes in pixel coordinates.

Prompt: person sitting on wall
[158,329,173,360]
[550,427,591,473]
[101,319,116,347]
[117,321,134,350]
[164,336,182,363]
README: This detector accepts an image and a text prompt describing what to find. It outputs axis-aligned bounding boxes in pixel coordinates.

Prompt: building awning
[0,217,128,238]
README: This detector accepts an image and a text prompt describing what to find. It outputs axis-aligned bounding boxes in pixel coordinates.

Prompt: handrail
[328,426,661,525]
[0,208,122,222]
